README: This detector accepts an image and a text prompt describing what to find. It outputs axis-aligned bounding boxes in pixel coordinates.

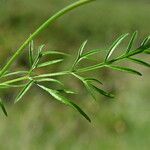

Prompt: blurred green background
[0,0,150,150]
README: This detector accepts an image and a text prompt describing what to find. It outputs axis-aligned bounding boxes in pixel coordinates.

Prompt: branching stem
[0,0,95,77]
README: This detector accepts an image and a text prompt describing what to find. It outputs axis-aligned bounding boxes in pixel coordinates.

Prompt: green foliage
[0,0,150,122]
[0,99,8,117]
[126,31,138,54]
[15,80,34,103]
[105,33,129,62]
[37,84,91,122]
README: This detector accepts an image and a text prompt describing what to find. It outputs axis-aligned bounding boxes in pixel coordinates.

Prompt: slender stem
[0,0,95,77]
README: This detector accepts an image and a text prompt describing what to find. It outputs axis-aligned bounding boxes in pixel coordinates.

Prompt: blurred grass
[0,0,150,150]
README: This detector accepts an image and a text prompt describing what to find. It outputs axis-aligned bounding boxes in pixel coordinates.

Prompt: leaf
[0,83,26,88]
[128,57,150,67]
[2,71,28,78]
[127,48,143,57]
[37,59,63,68]
[15,80,34,103]
[126,31,138,54]
[36,78,63,85]
[77,62,105,73]
[0,84,8,89]
[71,40,88,70]
[71,73,97,100]
[84,78,103,85]
[38,44,45,56]
[31,56,39,70]
[31,45,45,70]
[0,99,8,116]
[29,40,34,67]
[41,50,69,56]
[144,49,150,54]
[57,89,76,94]
[78,40,88,57]
[33,71,69,78]
[106,65,142,76]
[80,49,101,59]
[90,84,114,98]
[105,33,129,61]
[141,36,150,47]
[38,84,91,122]
[83,82,97,101]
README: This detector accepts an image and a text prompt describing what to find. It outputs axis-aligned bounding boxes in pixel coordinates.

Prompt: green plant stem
[0,0,95,77]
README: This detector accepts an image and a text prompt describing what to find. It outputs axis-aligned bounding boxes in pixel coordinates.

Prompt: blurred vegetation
[0,0,150,150]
